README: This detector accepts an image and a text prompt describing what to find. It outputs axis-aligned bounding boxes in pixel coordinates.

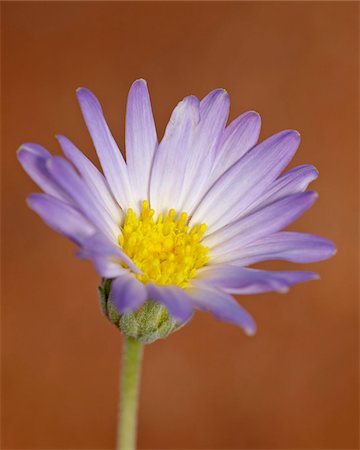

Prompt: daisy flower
[17,79,336,337]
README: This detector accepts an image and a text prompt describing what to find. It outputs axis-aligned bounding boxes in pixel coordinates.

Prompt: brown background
[2,2,359,449]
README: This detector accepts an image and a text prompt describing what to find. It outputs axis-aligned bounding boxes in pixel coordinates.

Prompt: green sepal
[98,278,187,344]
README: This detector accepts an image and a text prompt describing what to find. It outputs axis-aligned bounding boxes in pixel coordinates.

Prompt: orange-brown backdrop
[2,2,358,449]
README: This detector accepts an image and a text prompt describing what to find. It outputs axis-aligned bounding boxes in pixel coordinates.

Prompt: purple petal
[81,233,140,277]
[196,264,319,294]
[227,232,337,266]
[149,95,200,214]
[198,89,230,152]
[46,156,119,239]
[76,88,133,209]
[186,285,257,335]
[205,191,318,260]
[190,130,301,233]
[146,283,193,323]
[111,274,147,313]
[19,142,51,158]
[246,164,319,214]
[126,79,158,208]
[209,111,261,184]
[180,89,230,214]
[17,144,70,202]
[27,193,95,245]
[57,135,123,223]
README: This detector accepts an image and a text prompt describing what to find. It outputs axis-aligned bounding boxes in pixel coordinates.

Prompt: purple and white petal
[190,130,301,233]
[150,96,200,215]
[245,164,319,214]
[208,111,261,185]
[179,89,230,214]
[27,193,95,245]
[126,79,158,210]
[81,233,140,277]
[196,264,319,294]
[17,144,71,202]
[185,284,256,335]
[205,191,317,260]
[57,135,123,223]
[46,156,119,239]
[111,274,147,314]
[76,88,134,209]
[146,283,193,323]
[225,232,337,266]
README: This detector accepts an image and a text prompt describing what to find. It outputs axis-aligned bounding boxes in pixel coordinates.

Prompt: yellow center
[119,200,209,287]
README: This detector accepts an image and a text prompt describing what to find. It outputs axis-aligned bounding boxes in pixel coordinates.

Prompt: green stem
[117,337,144,450]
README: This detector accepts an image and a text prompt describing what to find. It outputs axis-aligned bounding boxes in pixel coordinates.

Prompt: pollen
[119,200,209,287]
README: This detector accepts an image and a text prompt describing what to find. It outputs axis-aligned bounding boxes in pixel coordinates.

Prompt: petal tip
[184,94,200,105]
[133,78,147,85]
[305,190,319,203]
[307,165,319,180]
[245,330,256,337]
[16,146,25,158]
[26,196,33,207]
[247,110,261,119]
[76,87,93,104]
[207,88,230,101]
[246,110,262,129]
[244,323,257,336]
[220,88,230,102]
[55,134,65,145]
[278,286,290,294]
[287,129,301,140]
[16,143,37,158]
[76,87,95,102]
[276,129,301,143]
[26,193,40,209]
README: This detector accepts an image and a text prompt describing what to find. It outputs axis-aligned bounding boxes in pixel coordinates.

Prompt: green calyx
[98,279,185,344]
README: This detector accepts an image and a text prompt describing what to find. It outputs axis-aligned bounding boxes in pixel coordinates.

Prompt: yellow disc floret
[119,200,209,287]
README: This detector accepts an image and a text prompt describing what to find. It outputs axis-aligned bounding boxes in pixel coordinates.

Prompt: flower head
[18,79,336,338]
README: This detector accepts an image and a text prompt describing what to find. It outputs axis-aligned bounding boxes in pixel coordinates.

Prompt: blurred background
[2,2,358,449]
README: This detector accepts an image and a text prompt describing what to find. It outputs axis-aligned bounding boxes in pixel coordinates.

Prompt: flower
[18,79,336,337]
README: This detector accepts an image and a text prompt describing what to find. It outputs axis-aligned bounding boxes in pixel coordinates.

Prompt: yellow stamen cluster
[119,200,209,287]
